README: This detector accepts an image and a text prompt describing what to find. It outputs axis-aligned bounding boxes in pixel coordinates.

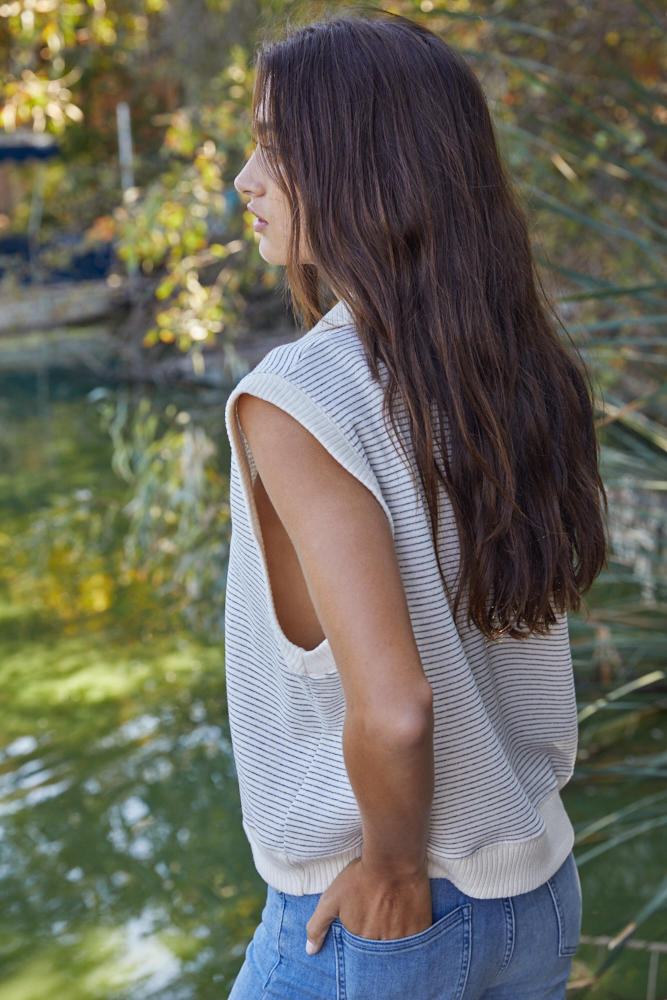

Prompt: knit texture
[224,301,577,897]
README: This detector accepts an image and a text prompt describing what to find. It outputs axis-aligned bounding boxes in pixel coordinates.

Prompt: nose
[234,150,263,198]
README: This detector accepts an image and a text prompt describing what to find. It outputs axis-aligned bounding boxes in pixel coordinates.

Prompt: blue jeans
[228,853,581,999]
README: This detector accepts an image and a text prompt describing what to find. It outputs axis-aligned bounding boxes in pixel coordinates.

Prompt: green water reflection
[1,369,664,999]
[1,372,264,999]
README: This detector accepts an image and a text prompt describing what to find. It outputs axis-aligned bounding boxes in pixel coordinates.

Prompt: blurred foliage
[0,0,285,354]
[1,0,664,370]
[401,1,667,421]
[1,380,231,641]
[96,388,230,637]
[1,0,664,393]
[112,45,280,354]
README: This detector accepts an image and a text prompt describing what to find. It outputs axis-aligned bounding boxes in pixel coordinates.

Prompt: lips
[248,205,268,230]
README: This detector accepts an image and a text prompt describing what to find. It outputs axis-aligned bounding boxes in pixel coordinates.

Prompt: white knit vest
[224,301,577,897]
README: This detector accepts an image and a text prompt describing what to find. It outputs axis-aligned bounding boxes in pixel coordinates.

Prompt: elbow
[350,683,434,750]
[397,686,434,748]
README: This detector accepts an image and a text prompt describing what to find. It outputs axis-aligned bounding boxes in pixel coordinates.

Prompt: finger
[305,896,338,955]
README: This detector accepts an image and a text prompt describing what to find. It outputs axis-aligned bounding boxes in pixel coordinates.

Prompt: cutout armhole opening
[232,399,332,665]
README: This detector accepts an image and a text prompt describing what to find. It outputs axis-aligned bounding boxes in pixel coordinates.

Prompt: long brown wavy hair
[252,12,606,639]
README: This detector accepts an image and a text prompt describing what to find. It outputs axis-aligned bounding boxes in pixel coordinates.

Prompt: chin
[259,243,287,266]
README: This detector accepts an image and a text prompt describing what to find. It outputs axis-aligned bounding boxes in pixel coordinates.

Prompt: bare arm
[236,393,434,948]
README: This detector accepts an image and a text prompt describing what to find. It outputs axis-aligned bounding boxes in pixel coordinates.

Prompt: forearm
[343,686,434,878]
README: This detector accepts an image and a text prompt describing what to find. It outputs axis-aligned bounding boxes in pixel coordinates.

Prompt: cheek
[266,197,292,247]
[271,193,292,233]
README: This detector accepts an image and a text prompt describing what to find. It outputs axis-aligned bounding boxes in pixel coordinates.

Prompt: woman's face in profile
[234,146,292,266]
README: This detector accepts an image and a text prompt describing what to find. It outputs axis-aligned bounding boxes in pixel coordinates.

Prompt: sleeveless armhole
[225,370,395,679]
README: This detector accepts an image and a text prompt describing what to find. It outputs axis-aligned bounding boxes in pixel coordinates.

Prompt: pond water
[0,365,665,1000]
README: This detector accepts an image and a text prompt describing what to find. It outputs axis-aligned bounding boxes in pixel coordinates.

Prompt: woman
[225,12,606,1000]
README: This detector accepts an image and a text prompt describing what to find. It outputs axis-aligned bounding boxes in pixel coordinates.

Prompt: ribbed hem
[245,826,363,897]
[425,789,574,897]
[244,789,574,899]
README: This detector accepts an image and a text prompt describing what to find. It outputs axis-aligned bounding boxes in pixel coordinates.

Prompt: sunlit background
[0,1,665,997]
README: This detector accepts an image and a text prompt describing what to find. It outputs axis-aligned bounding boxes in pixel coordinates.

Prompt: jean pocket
[333,904,471,1000]
[547,853,582,957]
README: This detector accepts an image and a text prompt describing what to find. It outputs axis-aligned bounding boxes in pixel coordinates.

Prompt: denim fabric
[228,853,581,1000]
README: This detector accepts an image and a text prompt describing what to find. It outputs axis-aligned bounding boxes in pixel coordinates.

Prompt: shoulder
[226,301,381,434]
[225,301,394,533]
[252,301,368,388]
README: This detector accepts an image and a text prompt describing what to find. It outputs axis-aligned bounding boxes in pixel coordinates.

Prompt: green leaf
[578,671,666,724]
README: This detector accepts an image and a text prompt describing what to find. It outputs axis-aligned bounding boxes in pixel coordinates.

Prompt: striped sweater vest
[224,301,577,897]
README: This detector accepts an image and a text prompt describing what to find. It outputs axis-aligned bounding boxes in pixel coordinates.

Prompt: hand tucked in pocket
[305,858,433,954]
